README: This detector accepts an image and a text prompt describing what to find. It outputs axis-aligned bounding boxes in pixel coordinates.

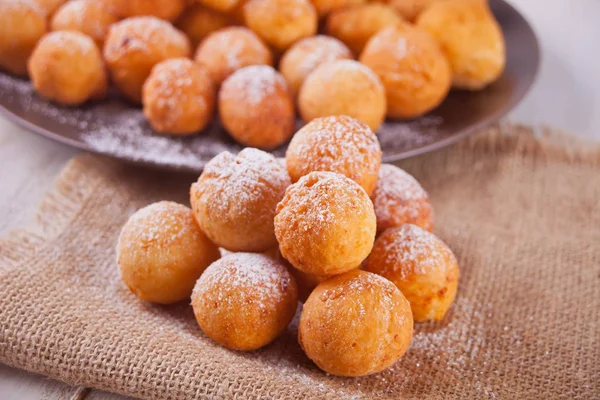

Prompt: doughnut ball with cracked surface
[298,59,386,132]
[117,201,221,304]
[365,224,459,322]
[298,270,413,376]
[311,0,366,17]
[142,58,215,135]
[371,164,433,234]
[28,31,108,105]
[106,0,185,21]
[285,115,382,196]
[219,65,295,149]
[243,0,317,52]
[175,4,232,49]
[274,171,376,276]
[279,35,352,98]
[103,17,191,104]
[0,0,47,76]
[325,3,403,56]
[51,0,118,49]
[359,23,451,119]
[196,0,240,12]
[416,0,505,90]
[191,252,298,351]
[194,27,272,86]
[190,148,291,252]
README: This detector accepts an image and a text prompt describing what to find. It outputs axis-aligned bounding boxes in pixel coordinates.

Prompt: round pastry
[142,58,215,135]
[0,0,47,76]
[219,65,295,149]
[286,115,381,196]
[51,0,118,48]
[274,171,376,276]
[387,0,438,21]
[190,148,291,252]
[191,252,298,351]
[196,0,240,12]
[106,0,185,21]
[365,224,459,322]
[194,27,272,86]
[243,0,317,51]
[360,23,451,119]
[299,270,413,376]
[117,201,221,304]
[371,164,433,234]
[175,4,232,49]
[298,59,386,132]
[34,0,67,16]
[325,3,403,56]
[311,0,366,17]
[279,35,352,97]
[28,31,107,105]
[416,0,506,90]
[103,16,191,104]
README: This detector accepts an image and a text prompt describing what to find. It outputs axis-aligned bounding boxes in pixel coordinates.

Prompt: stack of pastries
[117,115,460,377]
[1,0,505,146]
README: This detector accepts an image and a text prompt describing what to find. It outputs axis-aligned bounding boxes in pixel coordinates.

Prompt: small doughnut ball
[33,0,67,16]
[0,0,47,76]
[371,164,433,234]
[386,0,438,21]
[365,224,460,322]
[274,171,376,276]
[196,0,240,13]
[194,27,272,86]
[117,201,221,304]
[103,17,191,104]
[107,0,185,21]
[286,115,382,196]
[360,23,451,119]
[416,0,505,90]
[299,270,413,376]
[175,4,232,49]
[191,253,298,351]
[311,0,366,17]
[51,0,118,48]
[279,35,352,97]
[219,65,295,149]
[298,60,386,132]
[243,0,317,51]
[190,148,291,252]
[143,58,215,135]
[28,31,107,105]
[325,3,403,56]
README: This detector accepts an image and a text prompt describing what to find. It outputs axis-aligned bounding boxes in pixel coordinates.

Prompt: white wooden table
[1,1,599,399]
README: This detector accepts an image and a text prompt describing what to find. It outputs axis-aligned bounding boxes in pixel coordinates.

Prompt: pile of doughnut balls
[116,114,460,377]
[1,0,505,146]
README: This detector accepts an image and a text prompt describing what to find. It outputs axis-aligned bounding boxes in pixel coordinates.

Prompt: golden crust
[196,0,241,13]
[51,0,118,49]
[365,224,459,322]
[299,270,413,376]
[33,0,67,16]
[311,0,366,17]
[176,4,232,49]
[106,0,185,21]
[386,0,438,21]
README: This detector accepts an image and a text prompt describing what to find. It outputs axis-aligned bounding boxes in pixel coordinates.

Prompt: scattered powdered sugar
[38,30,98,56]
[288,35,352,77]
[308,59,384,90]
[1,0,44,15]
[222,65,287,107]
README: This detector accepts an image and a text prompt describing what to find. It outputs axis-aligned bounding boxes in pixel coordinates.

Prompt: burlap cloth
[1,124,598,399]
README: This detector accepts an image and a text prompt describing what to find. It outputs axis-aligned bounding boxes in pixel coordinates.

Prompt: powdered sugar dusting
[309,59,383,90]
[222,65,287,107]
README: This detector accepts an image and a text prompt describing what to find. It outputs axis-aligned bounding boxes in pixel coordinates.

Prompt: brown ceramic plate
[0,0,539,174]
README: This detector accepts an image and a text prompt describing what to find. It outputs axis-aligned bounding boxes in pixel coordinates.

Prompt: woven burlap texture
[1,125,599,399]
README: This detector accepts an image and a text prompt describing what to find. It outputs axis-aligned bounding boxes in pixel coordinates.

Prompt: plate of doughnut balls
[117,114,461,376]
[0,0,538,173]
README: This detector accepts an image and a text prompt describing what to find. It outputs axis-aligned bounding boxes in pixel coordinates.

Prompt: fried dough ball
[175,4,232,49]
[103,17,191,104]
[33,0,67,16]
[416,0,506,90]
[365,224,459,322]
[192,253,298,351]
[274,171,376,276]
[196,0,240,12]
[28,31,107,105]
[117,201,221,304]
[51,0,118,48]
[0,0,47,76]
[286,115,382,195]
[298,60,386,132]
[243,0,317,51]
[279,35,352,97]
[371,164,433,234]
[219,65,295,149]
[107,0,185,21]
[325,3,403,56]
[299,270,413,376]
[360,23,451,119]
[194,27,272,86]
[311,0,366,17]
[142,58,215,135]
[190,148,291,252]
